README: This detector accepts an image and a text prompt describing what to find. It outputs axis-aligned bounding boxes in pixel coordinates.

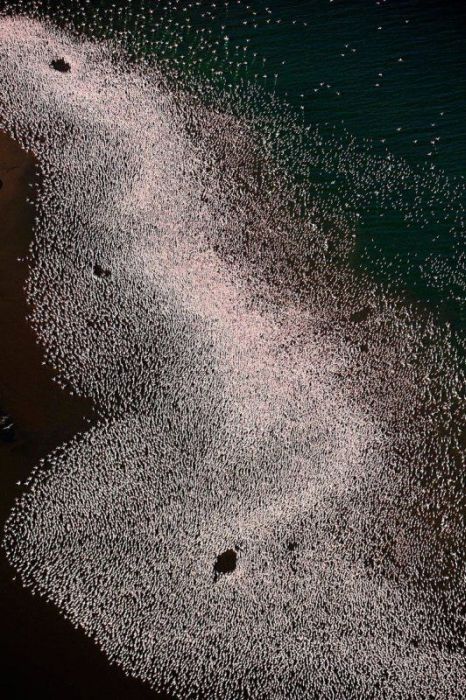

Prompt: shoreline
[0,129,163,700]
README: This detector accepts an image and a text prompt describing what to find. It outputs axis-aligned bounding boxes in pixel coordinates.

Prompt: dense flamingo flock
[0,5,464,699]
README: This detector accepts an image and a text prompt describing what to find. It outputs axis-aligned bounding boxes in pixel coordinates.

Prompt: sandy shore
[0,129,162,699]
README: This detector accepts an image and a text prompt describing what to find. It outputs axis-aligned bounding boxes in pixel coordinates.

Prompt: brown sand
[0,130,164,699]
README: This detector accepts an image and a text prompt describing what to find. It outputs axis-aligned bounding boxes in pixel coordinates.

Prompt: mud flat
[0,129,163,699]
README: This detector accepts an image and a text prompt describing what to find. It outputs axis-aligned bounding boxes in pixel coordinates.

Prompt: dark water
[0,1,464,697]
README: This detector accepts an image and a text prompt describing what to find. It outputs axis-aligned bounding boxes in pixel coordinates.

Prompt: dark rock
[287,541,298,552]
[213,548,237,581]
[51,58,71,73]
[92,263,111,279]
